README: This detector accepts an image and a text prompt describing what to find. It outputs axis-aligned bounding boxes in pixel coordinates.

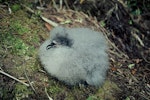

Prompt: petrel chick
[39,26,109,87]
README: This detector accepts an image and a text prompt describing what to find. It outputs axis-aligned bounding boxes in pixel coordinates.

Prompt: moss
[86,96,98,100]
[13,83,33,100]
[1,32,30,56]
[0,5,48,99]
[10,20,29,35]
[89,80,121,100]
[11,4,21,12]
[48,85,62,94]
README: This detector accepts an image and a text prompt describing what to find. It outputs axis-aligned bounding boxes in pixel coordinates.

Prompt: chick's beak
[46,41,57,50]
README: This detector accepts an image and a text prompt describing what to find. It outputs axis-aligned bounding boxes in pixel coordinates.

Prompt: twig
[21,58,42,99]
[0,70,29,87]
[21,4,58,27]
[64,0,70,9]
[45,87,53,100]
[39,0,43,7]
[108,49,122,58]
[59,0,63,9]
[24,69,36,94]
[107,38,129,59]
[131,30,144,47]
[40,16,58,27]
[21,4,34,13]
[52,0,58,11]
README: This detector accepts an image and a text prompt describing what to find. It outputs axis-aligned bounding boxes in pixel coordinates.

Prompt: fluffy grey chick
[39,26,109,87]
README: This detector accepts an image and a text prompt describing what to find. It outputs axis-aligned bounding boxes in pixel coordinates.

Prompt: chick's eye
[56,36,73,47]
[51,42,56,46]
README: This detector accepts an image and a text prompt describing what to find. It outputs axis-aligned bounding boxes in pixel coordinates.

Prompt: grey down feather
[39,26,109,87]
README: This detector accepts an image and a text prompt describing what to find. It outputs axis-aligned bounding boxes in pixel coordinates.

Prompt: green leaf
[128,64,135,69]
[125,97,130,100]
[60,19,72,24]
[129,20,133,25]
[100,20,106,27]
[86,96,98,100]
[135,8,141,15]
[11,4,21,12]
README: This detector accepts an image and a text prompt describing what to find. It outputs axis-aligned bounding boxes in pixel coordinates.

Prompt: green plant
[11,4,21,12]
[10,20,29,35]
[14,84,33,100]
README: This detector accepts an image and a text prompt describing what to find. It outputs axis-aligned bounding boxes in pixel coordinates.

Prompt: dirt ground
[0,0,149,100]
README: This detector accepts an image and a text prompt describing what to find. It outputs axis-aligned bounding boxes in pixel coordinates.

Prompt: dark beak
[46,41,57,50]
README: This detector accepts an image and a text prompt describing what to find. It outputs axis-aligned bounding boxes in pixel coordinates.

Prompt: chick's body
[39,26,109,87]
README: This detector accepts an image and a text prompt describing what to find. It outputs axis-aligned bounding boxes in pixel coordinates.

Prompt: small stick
[21,4,34,13]
[21,4,58,27]
[45,87,53,100]
[52,0,58,11]
[59,0,63,9]
[40,16,58,27]
[0,70,29,87]
[24,69,36,93]
[131,31,144,47]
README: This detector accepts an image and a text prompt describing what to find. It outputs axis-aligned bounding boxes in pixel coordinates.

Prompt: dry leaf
[45,23,52,31]
[111,66,117,71]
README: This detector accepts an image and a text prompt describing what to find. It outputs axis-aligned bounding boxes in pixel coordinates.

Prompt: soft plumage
[39,26,109,87]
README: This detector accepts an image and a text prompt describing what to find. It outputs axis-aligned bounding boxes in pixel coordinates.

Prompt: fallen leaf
[131,69,137,75]
[111,66,117,71]
[45,23,52,31]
